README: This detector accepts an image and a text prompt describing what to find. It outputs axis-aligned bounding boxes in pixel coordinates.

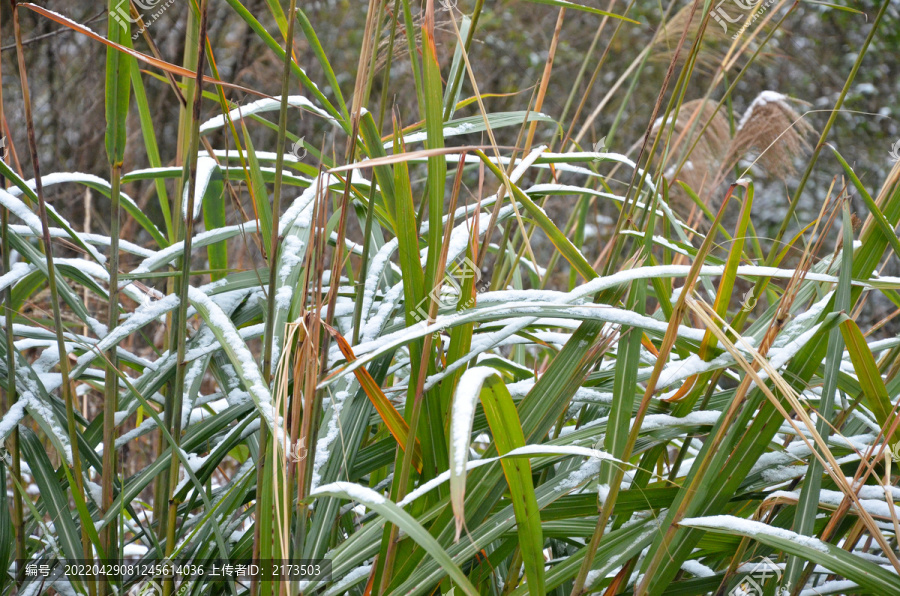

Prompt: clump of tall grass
[0,1,899,596]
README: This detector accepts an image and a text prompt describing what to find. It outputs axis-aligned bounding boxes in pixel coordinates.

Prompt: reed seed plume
[651,3,733,72]
[653,98,730,190]
[724,90,814,178]
[660,91,814,204]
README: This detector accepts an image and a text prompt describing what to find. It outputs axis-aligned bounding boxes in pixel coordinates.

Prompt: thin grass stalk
[782,200,852,588]
[10,3,96,587]
[401,0,425,114]
[572,32,656,145]
[501,95,596,290]
[556,0,618,145]
[539,195,588,290]
[351,181,380,344]
[379,154,464,592]
[348,0,382,148]
[500,7,567,284]
[766,0,890,263]
[633,34,711,264]
[155,3,202,540]
[481,89,535,281]
[259,4,298,588]
[293,315,320,561]
[162,3,209,594]
[522,8,564,153]
[262,0,298,381]
[601,0,705,277]
[321,117,361,379]
[0,207,22,587]
[271,332,296,595]
[286,326,304,544]
[0,10,24,587]
[294,179,329,559]
[100,167,121,577]
[351,13,397,344]
[129,3,176,240]
[363,0,388,113]
[442,0,484,121]
[444,13,538,273]
[376,0,402,132]
[665,2,799,187]
[250,428,268,596]
[571,182,733,595]
[101,1,131,580]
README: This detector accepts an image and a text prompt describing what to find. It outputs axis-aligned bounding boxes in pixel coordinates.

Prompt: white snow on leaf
[199,95,336,133]
[768,488,900,520]
[310,390,349,492]
[182,156,219,221]
[799,580,859,596]
[680,559,715,578]
[639,411,721,431]
[0,188,45,236]
[450,367,500,476]
[122,543,149,557]
[278,235,307,284]
[399,445,615,508]
[76,294,180,372]
[0,400,27,441]
[323,565,372,596]
[187,287,275,430]
[311,481,387,506]
[130,221,259,276]
[387,115,551,147]
[679,515,830,552]
[556,457,603,493]
[0,262,34,293]
[86,481,103,506]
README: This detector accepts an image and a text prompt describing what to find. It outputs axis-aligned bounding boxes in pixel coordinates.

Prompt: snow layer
[680,515,830,552]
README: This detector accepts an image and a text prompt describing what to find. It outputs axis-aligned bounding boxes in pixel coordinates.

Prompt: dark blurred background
[1,0,898,328]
